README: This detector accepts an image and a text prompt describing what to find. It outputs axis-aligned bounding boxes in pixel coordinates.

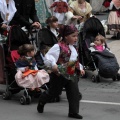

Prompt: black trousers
[39,73,80,113]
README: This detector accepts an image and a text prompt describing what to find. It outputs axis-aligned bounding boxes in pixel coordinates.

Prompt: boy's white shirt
[44,44,83,70]
[50,28,58,37]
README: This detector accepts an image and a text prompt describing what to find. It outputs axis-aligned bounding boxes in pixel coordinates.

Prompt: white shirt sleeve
[44,44,84,70]
[79,63,83,70]
[44,44,60,67]
[109,1,114,10]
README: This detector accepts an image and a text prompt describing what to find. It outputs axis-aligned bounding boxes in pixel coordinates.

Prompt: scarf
[0,0,16,24]
[70,1,92,17]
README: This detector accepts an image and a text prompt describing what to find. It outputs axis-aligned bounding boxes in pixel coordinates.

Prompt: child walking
[15,44,49,91]
[37,24,85,119]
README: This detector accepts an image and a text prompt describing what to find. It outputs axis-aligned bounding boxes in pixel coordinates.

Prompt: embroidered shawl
[70,1,92,18]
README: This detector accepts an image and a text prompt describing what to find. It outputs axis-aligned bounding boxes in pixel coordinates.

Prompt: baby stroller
[34,27,61,102]
[2,26,48,105]
[34,27,58,69]
[79,17,120,82]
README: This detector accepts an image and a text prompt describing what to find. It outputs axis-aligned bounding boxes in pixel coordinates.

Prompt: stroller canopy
[83,17,105,38]
[37,28,58,49]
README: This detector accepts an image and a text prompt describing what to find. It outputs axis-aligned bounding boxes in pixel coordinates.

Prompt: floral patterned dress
[35,0,51,26]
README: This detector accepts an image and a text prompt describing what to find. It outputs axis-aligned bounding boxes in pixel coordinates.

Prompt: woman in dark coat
[14,0,41,28]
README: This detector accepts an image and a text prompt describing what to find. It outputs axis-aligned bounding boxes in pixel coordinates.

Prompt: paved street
[0,12,120,120]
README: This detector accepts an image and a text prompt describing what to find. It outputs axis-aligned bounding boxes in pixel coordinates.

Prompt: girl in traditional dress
[37,24,85,119]
[65,0,92,25]
[50,0,68,24]
[15,44,49,91]
[107,0,120,39]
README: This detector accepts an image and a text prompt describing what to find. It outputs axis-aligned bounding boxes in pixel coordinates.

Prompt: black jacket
[14,0,39,24]
[0,0,40,32]
[0,11,32,33]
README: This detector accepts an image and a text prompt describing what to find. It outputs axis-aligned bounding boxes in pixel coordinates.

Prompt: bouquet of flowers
[58,61,77,81]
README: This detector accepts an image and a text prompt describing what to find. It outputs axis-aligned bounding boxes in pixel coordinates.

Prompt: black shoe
[37,102,45,113]
[68,113,83,119]
[79,92,82,101]
[111,36,117,39]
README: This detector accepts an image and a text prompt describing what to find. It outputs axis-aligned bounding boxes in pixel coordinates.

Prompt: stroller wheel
[91,75,96,82]
[2,91,12,100]
[112,76,117,81]
[91,75,100,83]
[26,96,32,105]
[117,73,120,81]
[20,95,26,105]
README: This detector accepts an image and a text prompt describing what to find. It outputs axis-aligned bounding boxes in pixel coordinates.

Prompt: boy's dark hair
[46,16,58,24]
[59,24,78,41]
[18,44,34,56]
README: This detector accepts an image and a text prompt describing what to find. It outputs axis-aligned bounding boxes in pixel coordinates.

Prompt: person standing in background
[35,0,51,26]
[50,0,68,25]
[45,0,54,14]
[107,0,120,39]
[14,0,41,28]
[90,0,105,14]
[65,0,92,25]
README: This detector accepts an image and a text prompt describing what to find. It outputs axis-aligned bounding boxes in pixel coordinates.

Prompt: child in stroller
[79,17,120,82]
[2,26,49,105]
[15,44,49,92]
[89,34,109,52]
[88,35,119,82]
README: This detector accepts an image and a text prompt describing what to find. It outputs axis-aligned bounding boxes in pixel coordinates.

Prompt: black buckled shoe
[68,113,83,119]
[37,102,45,113]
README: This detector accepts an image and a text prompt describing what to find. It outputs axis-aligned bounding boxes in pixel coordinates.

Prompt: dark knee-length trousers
[38,73,80,113]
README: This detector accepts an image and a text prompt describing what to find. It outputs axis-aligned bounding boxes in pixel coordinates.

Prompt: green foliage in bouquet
[58,61,78,81]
